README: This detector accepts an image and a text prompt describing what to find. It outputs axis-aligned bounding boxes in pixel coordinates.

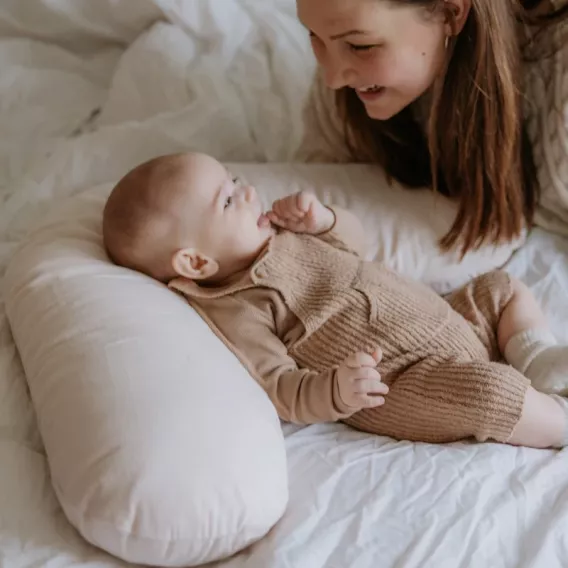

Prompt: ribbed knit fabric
[261,233,527,443]
[173,224,529,444]
[445,271,514,362]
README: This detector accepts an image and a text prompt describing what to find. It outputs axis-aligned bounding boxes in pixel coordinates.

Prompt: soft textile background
[0,2,568,567]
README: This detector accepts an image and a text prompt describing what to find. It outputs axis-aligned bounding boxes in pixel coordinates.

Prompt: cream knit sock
[504,329,568,396]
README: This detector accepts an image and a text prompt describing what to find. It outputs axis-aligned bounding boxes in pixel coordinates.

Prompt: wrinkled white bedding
[1,1,568,567]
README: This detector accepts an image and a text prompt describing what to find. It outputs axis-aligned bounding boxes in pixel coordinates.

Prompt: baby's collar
[167,233,289,299]
[167,247,268,300]
[167,265,255,299]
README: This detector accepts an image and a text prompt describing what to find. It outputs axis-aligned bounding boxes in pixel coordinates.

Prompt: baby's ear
[171,248,219,280]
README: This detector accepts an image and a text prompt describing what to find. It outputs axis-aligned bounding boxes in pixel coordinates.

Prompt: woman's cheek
[310,37,325,63]
[360,54,390,84]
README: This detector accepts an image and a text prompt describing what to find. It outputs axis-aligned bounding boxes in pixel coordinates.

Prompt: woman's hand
[260,191,335,235]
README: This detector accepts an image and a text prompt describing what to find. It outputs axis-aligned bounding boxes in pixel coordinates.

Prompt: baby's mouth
[257,213,271,229]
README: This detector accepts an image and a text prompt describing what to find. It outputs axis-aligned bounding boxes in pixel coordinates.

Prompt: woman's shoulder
[521,9,567,146]
[522,15,568,234]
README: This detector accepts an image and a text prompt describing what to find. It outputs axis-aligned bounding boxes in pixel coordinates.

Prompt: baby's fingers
[272,200,292,221]
[344,350,380,369]
[296,192,316,215]
[354,378,388,396]
[370,347,383,365]
[355,394,386,409]
[274,197,305,221]
[266,211,289,228]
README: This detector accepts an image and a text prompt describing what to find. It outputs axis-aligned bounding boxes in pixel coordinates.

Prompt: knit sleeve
[192,292,357,424]
[316,205,367,257]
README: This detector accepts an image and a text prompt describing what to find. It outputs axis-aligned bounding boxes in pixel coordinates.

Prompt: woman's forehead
[297,0,399,34]
[297,0,368,27]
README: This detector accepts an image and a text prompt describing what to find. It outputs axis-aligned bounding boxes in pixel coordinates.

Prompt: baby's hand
[262,191,335,235]
[336,348,387,410]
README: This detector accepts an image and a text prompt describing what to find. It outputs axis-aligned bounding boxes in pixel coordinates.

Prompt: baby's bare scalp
[102,153,199,282]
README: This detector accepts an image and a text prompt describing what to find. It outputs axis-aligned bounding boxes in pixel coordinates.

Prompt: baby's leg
[344,358,529,445]
[346,358,567,449]
[498,277,568,396]
[447,271,568,396]
[508,387,567,448]
[497,276,548,351]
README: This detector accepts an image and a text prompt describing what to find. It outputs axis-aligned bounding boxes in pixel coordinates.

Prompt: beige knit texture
[177,227,530,444]
[260,233,529,443]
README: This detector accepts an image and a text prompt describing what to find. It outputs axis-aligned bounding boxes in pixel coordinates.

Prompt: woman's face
[297,0,449,120]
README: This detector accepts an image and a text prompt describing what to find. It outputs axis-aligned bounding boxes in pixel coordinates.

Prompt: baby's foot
[505,329,568,395]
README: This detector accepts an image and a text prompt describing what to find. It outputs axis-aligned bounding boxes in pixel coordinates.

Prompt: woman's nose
[323,58,355,90]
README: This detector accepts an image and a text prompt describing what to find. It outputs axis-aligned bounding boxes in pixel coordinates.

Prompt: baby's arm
[193,292,384,424]
[265,191,367,257]
[318,205,367,258]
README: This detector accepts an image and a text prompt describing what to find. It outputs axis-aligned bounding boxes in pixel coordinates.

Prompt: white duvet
[1,1,568,567]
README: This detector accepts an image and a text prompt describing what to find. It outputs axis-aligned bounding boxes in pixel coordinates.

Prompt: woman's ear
[171,248,219,280]
[444,0,472,35]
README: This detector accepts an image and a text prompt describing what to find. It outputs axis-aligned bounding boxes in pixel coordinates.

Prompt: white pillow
[4,163,522,566]
[4,186,289,567]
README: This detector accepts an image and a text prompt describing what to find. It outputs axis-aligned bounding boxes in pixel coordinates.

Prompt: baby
[103,152,568,449]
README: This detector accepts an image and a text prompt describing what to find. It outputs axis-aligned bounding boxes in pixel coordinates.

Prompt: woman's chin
[361,95,411,121]
[363,102,400,121]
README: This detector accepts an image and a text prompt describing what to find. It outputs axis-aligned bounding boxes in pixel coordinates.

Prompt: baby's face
[172,153,273,277]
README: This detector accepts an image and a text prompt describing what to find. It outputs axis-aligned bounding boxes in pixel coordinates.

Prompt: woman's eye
[348,43,377,53]
[309,32,321,44]
[225,195,233,209]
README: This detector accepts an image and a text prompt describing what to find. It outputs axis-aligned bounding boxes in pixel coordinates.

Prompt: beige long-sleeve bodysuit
[170,207,530,444]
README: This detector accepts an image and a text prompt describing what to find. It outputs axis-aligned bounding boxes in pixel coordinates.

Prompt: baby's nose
[243,185,256,202]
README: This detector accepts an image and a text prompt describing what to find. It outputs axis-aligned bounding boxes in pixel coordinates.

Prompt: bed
[1,1,568,567]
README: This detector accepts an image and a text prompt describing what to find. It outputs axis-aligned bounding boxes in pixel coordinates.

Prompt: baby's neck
[200,265,251,288]
[201,240,272,288]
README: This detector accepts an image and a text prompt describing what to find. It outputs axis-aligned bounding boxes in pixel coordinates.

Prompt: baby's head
[103,152,272,283]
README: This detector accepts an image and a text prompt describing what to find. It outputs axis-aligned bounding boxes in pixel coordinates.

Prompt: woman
[298,0,568,255]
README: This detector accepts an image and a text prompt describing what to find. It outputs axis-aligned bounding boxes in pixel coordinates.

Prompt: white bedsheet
[1,1,568,567]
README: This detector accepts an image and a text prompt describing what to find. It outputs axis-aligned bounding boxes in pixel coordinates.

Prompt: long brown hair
[336,0,568,254]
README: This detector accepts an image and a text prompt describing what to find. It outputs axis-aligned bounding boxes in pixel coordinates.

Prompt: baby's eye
[224,195,233,209]
[232,176,241,185]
